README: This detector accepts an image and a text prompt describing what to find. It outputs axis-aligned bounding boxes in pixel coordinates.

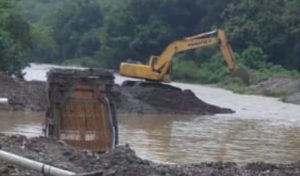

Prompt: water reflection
[118,114,197,163]
[118,114,300,164]
[0,111,300,164]
[0,111,44,137]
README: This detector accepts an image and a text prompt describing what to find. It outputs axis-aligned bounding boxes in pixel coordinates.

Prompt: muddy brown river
[1,63,300,164]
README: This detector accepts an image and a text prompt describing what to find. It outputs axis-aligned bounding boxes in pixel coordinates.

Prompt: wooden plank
[46,69,116,152]
[59,84,112,151]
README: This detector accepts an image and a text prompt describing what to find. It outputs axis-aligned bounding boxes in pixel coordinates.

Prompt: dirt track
[0,134,300,176]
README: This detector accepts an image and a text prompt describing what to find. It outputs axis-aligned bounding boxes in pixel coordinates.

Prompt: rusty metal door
[59,84,112,151]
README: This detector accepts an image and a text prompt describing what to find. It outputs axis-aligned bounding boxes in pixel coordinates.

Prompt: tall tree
[0,0,31,77]
[223,0,300,69]
[46,0,103,62]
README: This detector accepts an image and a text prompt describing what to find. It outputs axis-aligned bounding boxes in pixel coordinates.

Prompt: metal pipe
[0,98,8,104]
[0,150,75,176]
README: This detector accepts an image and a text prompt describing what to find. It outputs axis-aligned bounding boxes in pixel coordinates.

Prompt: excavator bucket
[232,67,250,85]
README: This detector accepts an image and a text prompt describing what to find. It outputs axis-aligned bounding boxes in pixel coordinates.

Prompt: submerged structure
[46,68,118,152]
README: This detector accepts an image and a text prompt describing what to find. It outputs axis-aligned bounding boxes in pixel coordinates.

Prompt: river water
[1,63,300,164]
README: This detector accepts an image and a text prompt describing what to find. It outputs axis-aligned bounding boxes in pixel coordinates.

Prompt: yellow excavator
[120,29,250,84]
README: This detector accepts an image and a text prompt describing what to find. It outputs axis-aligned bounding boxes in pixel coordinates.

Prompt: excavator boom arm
[153,37,219,76]
[154,30,238,80]
[120,29,250,84]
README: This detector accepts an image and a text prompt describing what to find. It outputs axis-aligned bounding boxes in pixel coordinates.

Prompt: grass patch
[171,57,300,95]
[261,88,291,97]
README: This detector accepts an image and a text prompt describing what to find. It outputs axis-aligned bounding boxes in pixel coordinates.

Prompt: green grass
[261,88,291,97]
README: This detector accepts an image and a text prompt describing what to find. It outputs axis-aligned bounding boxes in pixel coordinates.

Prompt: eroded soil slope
[0,72,46,111]
[111,81,233,114]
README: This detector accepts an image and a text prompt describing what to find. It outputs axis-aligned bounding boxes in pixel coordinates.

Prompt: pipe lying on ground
[0,98,8,104]
[0,150,75,176]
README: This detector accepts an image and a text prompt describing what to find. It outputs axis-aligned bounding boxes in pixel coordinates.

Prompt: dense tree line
[1,0,299,79]
[0,0,31,77]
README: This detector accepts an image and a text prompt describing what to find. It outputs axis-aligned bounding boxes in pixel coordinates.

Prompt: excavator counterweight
[120,29,250,84]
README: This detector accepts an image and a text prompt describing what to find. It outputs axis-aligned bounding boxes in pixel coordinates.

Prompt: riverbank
[0,134,300,176]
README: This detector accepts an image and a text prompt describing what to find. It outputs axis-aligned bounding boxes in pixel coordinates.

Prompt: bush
[236,45,267,69]
[172,59,201,82]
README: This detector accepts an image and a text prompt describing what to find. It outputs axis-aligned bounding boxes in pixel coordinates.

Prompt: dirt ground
[111,81,233,114]
[0,70,233,115]
[0,71,47,111]
[0,134,300,176]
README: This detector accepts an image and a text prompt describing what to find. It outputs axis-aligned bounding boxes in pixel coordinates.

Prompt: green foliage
[30,25,57,63]
[223,0,300,70]
[222,78,253,94]
[172,59,201,82]
[9,0,300,82]
[172,53,231,84]
[0,1,31,77]
[237,45,267,69]
[46,0,104,63]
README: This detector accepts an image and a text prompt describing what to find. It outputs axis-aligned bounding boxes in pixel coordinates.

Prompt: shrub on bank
[171,46,300,96]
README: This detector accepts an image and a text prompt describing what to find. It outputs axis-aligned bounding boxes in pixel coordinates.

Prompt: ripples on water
[118,114,300,164]
[0,111,44,137]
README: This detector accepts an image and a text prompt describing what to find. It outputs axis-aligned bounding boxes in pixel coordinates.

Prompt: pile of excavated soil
[111,81,233,114]
[0,70,233,115]
[0,134,300,176]
[0,72,46,111]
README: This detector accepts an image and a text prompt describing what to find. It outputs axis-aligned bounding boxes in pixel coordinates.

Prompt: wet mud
[0,135,300,176]
[0,71,46,111]
[111,81,233,114]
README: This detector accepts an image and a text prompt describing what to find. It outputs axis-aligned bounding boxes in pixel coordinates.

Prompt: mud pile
[112,81,234,114]
[0,70,233,115]
[0,72,46,111]
[0,134,300,176]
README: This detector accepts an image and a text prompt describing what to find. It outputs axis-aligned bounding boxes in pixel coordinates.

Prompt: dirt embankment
[111,81,233,114]
[0,70,233,115]
[0,134,300,176]
[250,77,300,105]
[0,71,46,111]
